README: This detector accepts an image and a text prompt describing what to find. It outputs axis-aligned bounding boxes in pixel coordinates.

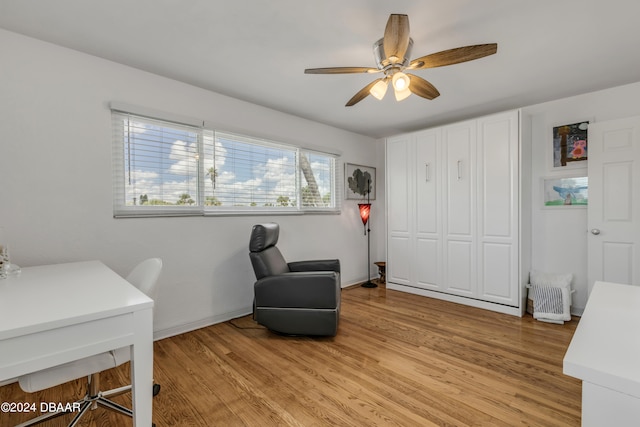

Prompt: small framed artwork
[551,121,589,168]
[345,163,376,200]
[542,175,588,208]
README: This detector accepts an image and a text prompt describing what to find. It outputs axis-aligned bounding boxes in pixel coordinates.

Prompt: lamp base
[361,280,378,288]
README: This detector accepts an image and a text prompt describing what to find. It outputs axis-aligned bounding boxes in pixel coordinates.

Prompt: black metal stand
[361,218,377,288]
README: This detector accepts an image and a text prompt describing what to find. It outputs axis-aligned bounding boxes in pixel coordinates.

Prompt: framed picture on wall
[542,175,588,208]
[345,163,376,200]
[551,121,590,169]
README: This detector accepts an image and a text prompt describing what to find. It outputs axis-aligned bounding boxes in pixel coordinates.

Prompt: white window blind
[112,107,340,217]
[112,112,203,217]
[206,131,299,210]
[299,148,339,210]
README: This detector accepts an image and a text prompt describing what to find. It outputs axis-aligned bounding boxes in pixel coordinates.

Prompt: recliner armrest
[255,271,340,309]
[288,259,340,273]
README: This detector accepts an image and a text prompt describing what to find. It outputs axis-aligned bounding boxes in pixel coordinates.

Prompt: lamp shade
[392,72,410,91]
[370,79,389,100]
[358,203,371,226]
[392,72,411,101]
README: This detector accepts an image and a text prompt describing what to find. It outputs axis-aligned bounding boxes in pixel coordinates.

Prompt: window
[112,109,340,217]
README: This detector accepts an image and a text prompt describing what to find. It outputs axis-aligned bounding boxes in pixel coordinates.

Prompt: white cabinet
[386,110,525,315]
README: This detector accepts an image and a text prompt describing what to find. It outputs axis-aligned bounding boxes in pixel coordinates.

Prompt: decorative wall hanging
[345,163,376,200]
[552,121,589,168]
[542,175,588,208]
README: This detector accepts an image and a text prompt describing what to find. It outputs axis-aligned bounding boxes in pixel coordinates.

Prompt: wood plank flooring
[1,283,582,426]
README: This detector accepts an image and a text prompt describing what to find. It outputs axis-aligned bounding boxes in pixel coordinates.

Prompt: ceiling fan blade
[346,79,382,107]
[383,14,410,64]
[305,67,380,74]
[407,74,440,100]
[409,43,498,70]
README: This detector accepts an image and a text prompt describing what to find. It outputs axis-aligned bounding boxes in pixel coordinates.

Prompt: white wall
[0,29,383,338]
[523,81,640,314]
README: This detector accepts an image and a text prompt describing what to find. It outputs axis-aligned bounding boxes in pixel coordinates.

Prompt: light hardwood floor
[2,283,581,426]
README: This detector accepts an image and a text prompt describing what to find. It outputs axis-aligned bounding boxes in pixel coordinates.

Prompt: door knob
[591,229,601,235]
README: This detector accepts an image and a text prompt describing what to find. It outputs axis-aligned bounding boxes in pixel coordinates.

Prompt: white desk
[563,281,640,427]
[0,261,154,426]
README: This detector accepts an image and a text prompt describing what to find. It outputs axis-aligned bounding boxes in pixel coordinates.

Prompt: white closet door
[415,129,442,290]
[443,121,476,297]
[476,111,519,306]
[387,135,413,286]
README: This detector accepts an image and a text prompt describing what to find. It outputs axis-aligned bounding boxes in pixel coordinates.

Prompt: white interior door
[588,116,640,295]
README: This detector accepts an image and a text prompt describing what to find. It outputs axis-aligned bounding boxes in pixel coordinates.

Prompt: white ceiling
[1,0,639,138]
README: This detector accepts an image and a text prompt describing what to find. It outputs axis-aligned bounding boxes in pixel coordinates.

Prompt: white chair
[17,258,163,427]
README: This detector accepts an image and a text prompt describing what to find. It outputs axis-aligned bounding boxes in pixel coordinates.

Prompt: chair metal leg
[96,396,133,417]
[67,401,93,427]
[100,384,131,399]
[88,373,99,410]
[16,379,160,427]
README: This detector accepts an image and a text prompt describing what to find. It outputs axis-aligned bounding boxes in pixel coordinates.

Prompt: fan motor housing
[373,37,413,70]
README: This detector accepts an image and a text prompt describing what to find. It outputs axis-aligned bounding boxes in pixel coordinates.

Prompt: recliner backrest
[249,222,279,252]
[249,223,289,280]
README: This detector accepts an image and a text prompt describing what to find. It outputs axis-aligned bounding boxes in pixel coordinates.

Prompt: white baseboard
[341,278,375,288]
[387,282,523,317]
[153,306,253,341]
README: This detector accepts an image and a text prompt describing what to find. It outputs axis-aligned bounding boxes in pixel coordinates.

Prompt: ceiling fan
[304,14,497,106]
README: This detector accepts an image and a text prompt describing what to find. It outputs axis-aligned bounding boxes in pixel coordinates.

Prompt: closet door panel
[388,236,411,285]
[415,130,442,289]
[416,237,440,289]
[444,123,475,237]
[446,241,473,295]
[415,130,440,235]
[387,136,412,235]
[481,242,515,301]
[479,118,514,238]
[443,121,476,295]
[477,111,519,306]
[387,135,413,286]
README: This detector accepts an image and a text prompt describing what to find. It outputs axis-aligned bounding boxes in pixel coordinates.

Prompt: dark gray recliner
[249,223,341,336]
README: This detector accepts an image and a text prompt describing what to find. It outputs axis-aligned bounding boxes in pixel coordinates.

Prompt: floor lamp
[358,181,377,288]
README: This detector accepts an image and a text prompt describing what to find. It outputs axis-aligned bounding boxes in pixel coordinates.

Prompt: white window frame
[111,105,341,217]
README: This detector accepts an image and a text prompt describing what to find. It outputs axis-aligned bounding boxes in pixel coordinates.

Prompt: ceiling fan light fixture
[392,71,411,101]
[394,86,412,101]
[392,71,410,91]
[370,79,389,100]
